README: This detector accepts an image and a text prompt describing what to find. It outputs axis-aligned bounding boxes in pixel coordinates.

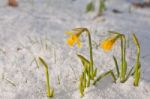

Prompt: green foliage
[67,28,98,96]
[77,54,90,68]
[132,33,141,86]
[39,57,54,97]
[66,28,142,97]
[98,0,106,16]
[113,56,120,77]
[93,70,116,85]
[99,31,141,86]
[86,0,106,16]
[86,1,95,12]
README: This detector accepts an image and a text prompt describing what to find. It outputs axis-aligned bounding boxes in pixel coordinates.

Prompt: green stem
[87,65,91,87]
[123,36,127,79]
[85,29,94,79]
[132,33,141,86]
[134,46,140,86]
[120,36,124,81]
[121,67,134,83]
[120,35,127,82]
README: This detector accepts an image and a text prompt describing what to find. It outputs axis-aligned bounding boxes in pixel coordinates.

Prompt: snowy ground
[0,0,150,99]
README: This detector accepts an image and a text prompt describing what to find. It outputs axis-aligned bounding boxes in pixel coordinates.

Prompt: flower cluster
[66,28,141,97]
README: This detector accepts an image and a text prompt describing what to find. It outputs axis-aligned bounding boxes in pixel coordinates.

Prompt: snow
[0,0,150,99]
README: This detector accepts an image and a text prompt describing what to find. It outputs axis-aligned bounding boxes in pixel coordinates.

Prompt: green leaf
[121,67,134,83]
[93,70,116,85]
[132,33,141,87]
[113,56,120,77]
[79,74,84,97]
[38,57,54,97]
[123,60,127,77]
[134,63,141,86]
[132,33,140,49]
[93,68,97,77]
[50,89,54,97]
[108,31,122,35]
[39,57,48,69]
[77,54,90,69]
[86,1,95,12]
[81,72,86,88]
[87,72,91,87]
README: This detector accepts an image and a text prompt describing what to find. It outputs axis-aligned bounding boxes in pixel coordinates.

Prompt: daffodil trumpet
[100,34,121,52]
[132,33,141,86]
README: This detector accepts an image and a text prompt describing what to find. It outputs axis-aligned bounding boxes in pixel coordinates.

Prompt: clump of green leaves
[66,28,141,97]
[86,1,95,12]
[66,28,97,96]
[38,57,54,97]
[108,31,131,83]
[93,31,129,84]
[79,71,87,97]
[98,0,106,16]
[94,31,141,86]
[78,54,97,97]
[66,28,118,97]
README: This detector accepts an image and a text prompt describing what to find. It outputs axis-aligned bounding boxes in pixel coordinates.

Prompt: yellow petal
[67,37,74,46]
[66,30,82,48]
[66,34,78,46]
[66,31,73,36]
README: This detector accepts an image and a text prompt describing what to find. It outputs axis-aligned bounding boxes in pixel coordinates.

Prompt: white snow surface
[0,0,150,99]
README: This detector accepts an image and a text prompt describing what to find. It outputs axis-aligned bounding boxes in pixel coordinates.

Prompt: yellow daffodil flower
[100,36,120,52]
[66,31,81,48]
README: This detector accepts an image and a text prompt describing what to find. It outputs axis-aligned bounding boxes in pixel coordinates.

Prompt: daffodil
[100,36,119,52]
[66,31,81,48]
[66,28,98,97]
